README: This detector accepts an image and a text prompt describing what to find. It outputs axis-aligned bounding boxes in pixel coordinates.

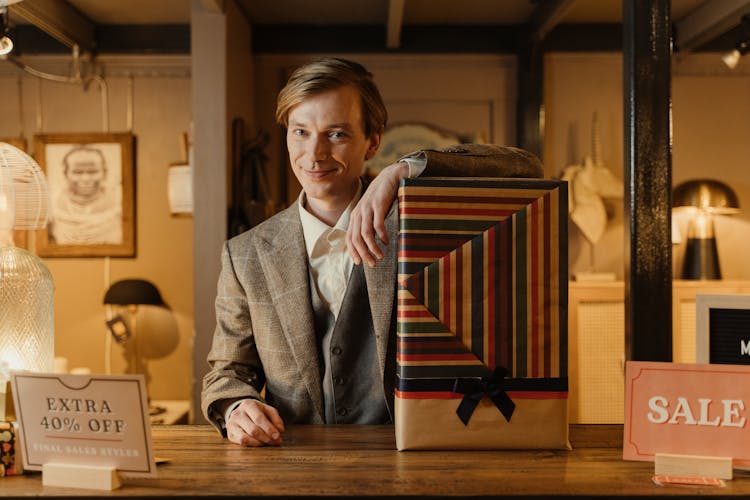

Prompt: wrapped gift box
[395,177,570,450]
[1,421,23,476]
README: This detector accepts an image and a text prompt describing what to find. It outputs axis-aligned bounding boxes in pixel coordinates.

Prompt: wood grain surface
[2,424,749,498]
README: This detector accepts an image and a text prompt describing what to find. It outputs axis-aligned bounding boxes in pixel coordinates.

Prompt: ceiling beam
[675,0,750,51]
[8,0,95,53]
[529,0,576,44]
[386,0,405,49]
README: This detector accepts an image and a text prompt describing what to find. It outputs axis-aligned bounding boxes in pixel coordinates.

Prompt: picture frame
[1,136,27,150]
[696,294,750,364]
[1,136,30,250]
[364,122,463,178]
[34,132,135,257]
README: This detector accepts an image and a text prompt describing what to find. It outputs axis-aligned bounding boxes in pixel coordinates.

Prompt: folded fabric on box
[395,177,570,450]
[1,421,23,477]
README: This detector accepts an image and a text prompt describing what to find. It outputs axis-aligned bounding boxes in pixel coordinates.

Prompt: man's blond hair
[275,57,387,137]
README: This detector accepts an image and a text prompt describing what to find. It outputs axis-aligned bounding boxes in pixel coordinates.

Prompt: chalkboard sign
[696,295,750,364]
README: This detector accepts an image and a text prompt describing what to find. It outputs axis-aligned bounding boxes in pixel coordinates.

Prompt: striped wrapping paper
[395,177,570,450]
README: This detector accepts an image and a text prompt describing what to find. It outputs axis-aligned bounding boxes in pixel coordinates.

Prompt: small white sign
[10,372,156,476]
[696,294,750,364]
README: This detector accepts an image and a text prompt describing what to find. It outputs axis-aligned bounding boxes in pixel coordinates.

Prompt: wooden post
[516,40,544,160]
[622,0,673,361]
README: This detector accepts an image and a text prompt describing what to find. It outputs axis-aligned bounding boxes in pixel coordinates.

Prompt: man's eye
[329,131,346,139]
[292,129,307,136]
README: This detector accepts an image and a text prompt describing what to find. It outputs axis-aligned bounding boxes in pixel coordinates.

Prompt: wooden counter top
[2,424,749,498]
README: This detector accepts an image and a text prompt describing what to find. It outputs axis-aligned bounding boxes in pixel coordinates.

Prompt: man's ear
[365,129,383,160]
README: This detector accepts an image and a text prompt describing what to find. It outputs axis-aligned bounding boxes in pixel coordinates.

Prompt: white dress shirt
[298,182,362,320]
[298,152,425,317]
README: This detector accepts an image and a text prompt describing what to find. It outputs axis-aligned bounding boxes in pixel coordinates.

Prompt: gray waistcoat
[310,264,391,424]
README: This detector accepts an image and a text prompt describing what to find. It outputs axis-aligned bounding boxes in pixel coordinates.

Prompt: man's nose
[309,136,330,162]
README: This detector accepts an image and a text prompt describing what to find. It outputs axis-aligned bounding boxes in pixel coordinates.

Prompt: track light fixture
[723,15,750,70]
[0,7,13,56]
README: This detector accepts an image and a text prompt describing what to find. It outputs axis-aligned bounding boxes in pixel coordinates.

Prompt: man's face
[286,85,381,215]
[65,150,106,198]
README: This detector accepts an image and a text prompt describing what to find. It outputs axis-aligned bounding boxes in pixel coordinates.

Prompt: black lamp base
[681,237,721,280]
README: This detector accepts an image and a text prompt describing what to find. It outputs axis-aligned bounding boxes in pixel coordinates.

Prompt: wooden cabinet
[568,282,625,424]
[568,280,750,424]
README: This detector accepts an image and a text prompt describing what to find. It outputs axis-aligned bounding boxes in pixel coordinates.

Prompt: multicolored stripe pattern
[397,177,568,393]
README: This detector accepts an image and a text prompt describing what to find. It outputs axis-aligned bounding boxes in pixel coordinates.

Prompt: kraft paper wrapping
[396,177,570,451]
[395,396,570,450]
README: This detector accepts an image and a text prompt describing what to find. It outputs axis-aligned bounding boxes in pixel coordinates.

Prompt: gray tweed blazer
[201,200,398,429]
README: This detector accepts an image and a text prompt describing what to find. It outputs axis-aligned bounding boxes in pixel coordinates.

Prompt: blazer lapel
[364,203,398,378]
[257,206,324,420]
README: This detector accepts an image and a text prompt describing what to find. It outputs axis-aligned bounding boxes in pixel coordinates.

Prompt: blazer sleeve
[201,240,266,435]
[420,143,544,179]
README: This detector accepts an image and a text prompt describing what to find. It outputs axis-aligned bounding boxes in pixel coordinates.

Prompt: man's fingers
[359,209,383,264]
[348,203,387,267]
[227,415,268,447]
[227,425,263,447]
[270,416,285,434]
[348,208,379,267]
[266,405,286,433]
[346,211,363,265]
[246,404,284,443]
[347,161,405,265]
[227,400,285,447]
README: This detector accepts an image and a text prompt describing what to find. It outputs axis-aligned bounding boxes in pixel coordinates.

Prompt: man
[201,57,543,447]
[50,146,122,244]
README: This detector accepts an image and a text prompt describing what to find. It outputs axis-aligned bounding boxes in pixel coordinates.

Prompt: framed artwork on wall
[364,122,463,178]
[1,136,29,250]
[1,136,27,150]
[34,132,136,257]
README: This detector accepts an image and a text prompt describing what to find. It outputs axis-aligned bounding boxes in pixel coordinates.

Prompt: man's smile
[301,167,338,180]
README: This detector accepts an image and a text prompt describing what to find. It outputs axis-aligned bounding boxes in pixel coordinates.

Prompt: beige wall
[0,55,193,401]
[545,51,750,281]
[544,53,625,279]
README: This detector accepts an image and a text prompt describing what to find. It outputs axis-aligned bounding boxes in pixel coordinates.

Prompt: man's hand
[347,161,409,267]
[226,399,285,447]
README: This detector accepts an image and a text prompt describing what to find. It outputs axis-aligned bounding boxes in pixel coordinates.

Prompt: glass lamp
[672,179,740,280]
[0,142,54,420]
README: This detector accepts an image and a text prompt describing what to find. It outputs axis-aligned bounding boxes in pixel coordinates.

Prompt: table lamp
[672,179,740,280]
[0,142,53,422]
[103,279,168,414]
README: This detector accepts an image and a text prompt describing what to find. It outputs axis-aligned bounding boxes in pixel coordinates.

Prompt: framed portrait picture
[696,294,750,364]
[1,136,29,249]
[34,132,135,257]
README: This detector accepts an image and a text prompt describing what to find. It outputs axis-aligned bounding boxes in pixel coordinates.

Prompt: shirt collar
[298,180,363,258]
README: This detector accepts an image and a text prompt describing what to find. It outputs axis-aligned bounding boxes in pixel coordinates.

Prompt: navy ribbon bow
[452,366,516,426]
